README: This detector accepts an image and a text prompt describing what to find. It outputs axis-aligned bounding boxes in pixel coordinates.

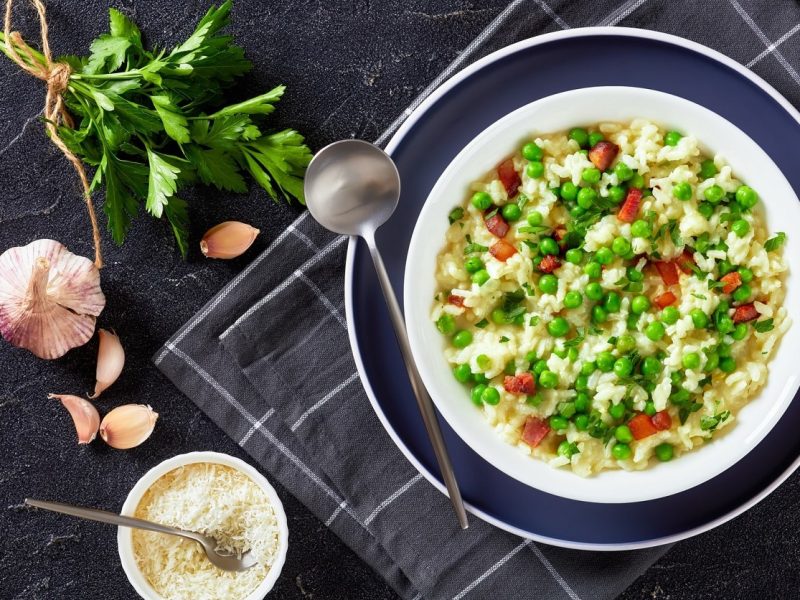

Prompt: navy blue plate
[345,29,800,548]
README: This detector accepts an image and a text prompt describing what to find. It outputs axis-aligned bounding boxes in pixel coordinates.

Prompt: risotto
[432,119,790,476]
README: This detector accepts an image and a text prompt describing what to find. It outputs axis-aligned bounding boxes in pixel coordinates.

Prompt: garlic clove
[89,329,124,399]
[99,404,159,450]
[200,221,260,259]
[50,393,100,444]
[0,239,105,359]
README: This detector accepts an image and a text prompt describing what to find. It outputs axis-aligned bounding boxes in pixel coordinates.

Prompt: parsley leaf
[151,95,191,143]
[765,232,787,252]
[754,319,774,333]
[448,207,464,224]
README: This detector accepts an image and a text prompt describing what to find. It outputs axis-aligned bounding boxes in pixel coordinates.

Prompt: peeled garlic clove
[200,221,260,259]
[0,239,105,359]
[88,329,124,399]
[99,404,159,450]
[50,393,100,445]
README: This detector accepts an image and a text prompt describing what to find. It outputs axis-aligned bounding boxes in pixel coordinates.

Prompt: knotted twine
[3,0,102,267]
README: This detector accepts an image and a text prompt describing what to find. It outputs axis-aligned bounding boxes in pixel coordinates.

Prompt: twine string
[4,0,102,268]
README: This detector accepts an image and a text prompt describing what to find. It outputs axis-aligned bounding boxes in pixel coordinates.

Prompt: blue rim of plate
[344,27,800,550]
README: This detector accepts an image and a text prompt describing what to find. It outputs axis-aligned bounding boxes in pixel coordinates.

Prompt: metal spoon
[24,498,257,572]
[304,139,468,529]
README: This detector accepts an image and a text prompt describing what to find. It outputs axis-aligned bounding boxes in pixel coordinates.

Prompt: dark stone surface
[0,1,797,599]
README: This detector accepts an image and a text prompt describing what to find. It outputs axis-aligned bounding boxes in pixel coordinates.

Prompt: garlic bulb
[50,393,100,444]
[99,404,159,449]
[89,329,124,398]
[0,240,105,359]
[200,221,260,259]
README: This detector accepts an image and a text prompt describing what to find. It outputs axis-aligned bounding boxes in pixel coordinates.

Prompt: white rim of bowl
[117,451,289,600]
[344,26,800,551]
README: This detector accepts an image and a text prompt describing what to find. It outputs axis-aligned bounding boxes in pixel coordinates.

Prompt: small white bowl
[118,451,289,600]
[404,86,800,504]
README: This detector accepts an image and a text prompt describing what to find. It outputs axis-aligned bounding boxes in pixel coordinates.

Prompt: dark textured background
[1,1,798,599]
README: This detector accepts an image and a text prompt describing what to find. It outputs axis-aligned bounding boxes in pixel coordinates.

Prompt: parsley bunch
[1,1,311,256]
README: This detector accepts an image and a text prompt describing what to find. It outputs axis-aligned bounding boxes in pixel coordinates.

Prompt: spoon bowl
[304,140,401,236]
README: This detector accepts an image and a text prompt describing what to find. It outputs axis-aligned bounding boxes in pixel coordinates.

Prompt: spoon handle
[362,233,468,530]
[25,498,198,541]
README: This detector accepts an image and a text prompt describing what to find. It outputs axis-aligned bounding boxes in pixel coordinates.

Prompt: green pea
[671,371,685,386]
[556,440,576,458]
[719,356,736,373]
[436,314,455,334]
[602,291,621,313]
[577,187,598,209]
[582,167,602,184]
[574,414,590,431]
[627,312,641,331]
[526,161,544,178]
[737,267,753,283]
[688,309,707,329]
[574,374,589,391]
[595,247,614,265]
[735,185,758,209]
[612,442,632,460]
[592,305,608,324]
[586,282,604,302]
[733,284,751,303]
[491,309,507,324]
[584,261,602,279]
[578,363,595,379]
[481,387,501,405]
[697,202,715,220]
[645,321,666,341]
[570,205,586,218]
[627,267,644,282]
[673,182,692,201]
[609,185,626,203]
[631,219,651,238]
[614,356,633,378]
[609,403,626,420]
[503,359,516,376]
[644,401,657,416]
[661,306,679,325]
[614,425,634,443]
[474,356,491,372]
[526,393,543,407]
[609,236,629,256]
[548,317,570,338]
[694,233,710,254]
[465,256,484,273]
[655,443,674,462]
[471,191,492,210]
[731,323,748,341]
[732,219,750,238]
[717,259,734,276]
[569,127,589,148]
[664,131,682,146]
[539,370,559,388]
[589,131,605,147]
[527,210,544,226]
[560,181,578,201]
[473,373,489,384]
[453,364,472,383]
[629,173,645,189]
[452,330,473,348]
[522,142,543,161]
[682,352,701,370]
[642,356,662,378]
[470,384,486,406]
[565,248,583,264]
[616,334,636,354]
[471,269,490,286]
[539,237,559,256]
[549,414,569,431]
[631,295,651,315]
[501,203,522,222]
[718,342,732,358]
[717,315,735,334]
[704,185,725,203]
[612,161,632,182]
[564,290,583,309]
[699,159,718,179]
[539,274,558,294]
[704,351,719,372]
[574,392,591,413]
[533,359,548,375]
[670,389,690,406]
[567,347,579,363]
[597,351,616,372]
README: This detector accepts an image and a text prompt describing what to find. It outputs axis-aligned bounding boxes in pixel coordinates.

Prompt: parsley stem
[71,70,143,81]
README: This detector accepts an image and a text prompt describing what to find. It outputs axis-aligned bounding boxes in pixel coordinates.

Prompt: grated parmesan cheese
[132,463,279,600]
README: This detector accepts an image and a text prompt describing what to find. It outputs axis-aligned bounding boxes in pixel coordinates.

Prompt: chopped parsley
[764,232,787,252]
[753,318,774,333]
[448,207,464,224]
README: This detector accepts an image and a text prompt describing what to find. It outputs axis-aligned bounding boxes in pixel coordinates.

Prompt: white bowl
[404,86,800,504]
[118,451,289,600]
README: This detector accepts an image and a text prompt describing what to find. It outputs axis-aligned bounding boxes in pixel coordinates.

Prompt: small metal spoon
[304,139,468,529]
[25,498,257,572]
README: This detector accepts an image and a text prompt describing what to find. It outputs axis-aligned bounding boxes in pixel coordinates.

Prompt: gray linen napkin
[155,0,800,598]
